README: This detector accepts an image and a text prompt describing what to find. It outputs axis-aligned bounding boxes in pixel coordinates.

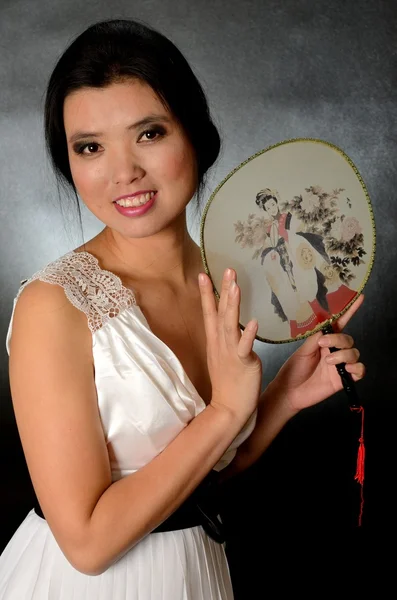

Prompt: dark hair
[44,18,221,218]
[255,191,278,211]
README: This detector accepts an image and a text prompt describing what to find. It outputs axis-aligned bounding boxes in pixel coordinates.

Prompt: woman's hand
[198,269,262,427]
[269,295,366,413]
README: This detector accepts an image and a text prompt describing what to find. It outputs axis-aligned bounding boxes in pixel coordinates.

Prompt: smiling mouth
[114,191,156,207]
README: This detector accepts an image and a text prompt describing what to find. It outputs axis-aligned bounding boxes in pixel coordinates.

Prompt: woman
[255,188,341,337]
[0,19,365,599]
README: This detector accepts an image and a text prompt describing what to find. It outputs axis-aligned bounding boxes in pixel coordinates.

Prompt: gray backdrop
[1,0,396,592]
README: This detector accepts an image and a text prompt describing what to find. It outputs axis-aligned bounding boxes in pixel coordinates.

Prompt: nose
[111,144,145,185]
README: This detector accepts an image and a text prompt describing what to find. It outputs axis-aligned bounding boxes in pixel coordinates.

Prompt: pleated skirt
[0,510,234,599]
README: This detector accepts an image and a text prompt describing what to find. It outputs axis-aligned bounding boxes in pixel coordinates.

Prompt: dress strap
[15,251,136,334]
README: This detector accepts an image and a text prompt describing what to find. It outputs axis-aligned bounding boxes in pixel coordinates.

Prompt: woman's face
[63,79,198,239]
[301,247,313,264]
[263,198,278,217]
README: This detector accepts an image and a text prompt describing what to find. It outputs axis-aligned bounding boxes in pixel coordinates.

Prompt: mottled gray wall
[1,0,396,591]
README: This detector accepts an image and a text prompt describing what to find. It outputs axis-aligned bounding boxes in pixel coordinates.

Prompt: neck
[93,212,201,286]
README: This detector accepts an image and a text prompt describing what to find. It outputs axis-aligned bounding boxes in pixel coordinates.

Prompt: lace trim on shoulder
[17,251,136,333]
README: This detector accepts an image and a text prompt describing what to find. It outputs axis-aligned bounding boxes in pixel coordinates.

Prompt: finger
[223,280,242,348]
[217,268,235,329]
[318,333,354,350]
[237,319,258,363]
[345,362,366,380]
[198,273,218,348]
[296,331,323,357]
[334,294,364,332]
[325,347,360,365]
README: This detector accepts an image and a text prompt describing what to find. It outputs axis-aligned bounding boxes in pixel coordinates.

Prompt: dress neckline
[71,249,208,412]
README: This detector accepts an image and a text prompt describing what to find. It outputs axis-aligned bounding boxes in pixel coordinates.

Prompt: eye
[73,142,102,155]
[138,126,166,143]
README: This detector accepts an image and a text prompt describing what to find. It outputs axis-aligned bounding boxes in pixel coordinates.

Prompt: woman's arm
[9,272,260,576]
[218,382,294,482]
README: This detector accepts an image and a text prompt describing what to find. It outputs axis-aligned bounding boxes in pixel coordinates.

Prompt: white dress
[0,251,257,600]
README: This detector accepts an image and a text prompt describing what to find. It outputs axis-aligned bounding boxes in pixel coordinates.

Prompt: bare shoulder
[16,275,76,309]
[11,277,90,351]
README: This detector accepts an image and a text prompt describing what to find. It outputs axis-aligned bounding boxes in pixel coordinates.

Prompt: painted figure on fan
[255,188,356,338]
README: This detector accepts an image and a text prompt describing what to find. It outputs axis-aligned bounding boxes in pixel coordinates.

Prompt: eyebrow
[68,114,172,144]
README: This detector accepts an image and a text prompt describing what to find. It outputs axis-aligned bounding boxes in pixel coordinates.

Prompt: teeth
[116,191,155,207]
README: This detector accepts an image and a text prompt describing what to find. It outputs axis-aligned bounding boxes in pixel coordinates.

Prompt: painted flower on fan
[300,190,320,213]
[341,216,362,241]
[322,196,335,211]
[330,218,343,240]
[311,185,324,195]
[250,216,269,247]
[234,220,244,235]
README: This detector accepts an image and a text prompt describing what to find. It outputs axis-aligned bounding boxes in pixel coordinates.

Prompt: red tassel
[350,406,365,526]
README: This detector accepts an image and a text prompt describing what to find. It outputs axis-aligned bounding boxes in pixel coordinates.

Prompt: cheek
[69,158,106,198]
[157,142,197,186]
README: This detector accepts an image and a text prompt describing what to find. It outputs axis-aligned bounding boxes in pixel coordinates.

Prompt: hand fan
[200,138,376,525]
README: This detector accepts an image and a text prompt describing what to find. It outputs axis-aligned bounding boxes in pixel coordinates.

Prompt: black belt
[33,470,225,544]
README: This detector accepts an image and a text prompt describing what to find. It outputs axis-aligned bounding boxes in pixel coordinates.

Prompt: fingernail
[325,355,336,364]
[225,268,233,279]
[319,336,330,347]
[247,318,258,330]
[228,280,236,294]
[198,273,206,286]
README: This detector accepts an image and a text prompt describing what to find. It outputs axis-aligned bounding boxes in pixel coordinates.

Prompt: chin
[112,213,186,240]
